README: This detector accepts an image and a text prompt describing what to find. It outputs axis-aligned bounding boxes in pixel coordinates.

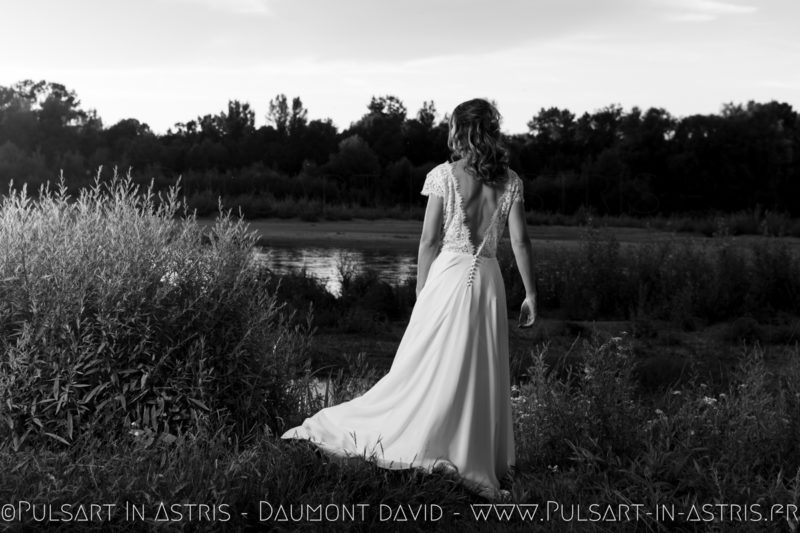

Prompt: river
[252,245,417,296]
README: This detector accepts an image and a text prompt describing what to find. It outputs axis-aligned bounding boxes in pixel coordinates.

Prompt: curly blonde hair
[447,98,510,186]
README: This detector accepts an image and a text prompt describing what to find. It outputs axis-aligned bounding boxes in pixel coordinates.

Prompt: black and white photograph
[1,0,800,531]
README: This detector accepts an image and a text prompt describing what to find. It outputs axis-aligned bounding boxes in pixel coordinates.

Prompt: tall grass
[511,337,800,532]
[525,206,800,238]
[497,228,800,328]
[0,169,314,451]
[4,335,799,531]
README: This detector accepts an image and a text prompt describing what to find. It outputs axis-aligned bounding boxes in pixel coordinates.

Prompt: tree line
[1,79,798,217]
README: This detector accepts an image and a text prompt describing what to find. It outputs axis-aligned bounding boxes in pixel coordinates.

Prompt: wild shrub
[0,170,313,450]
[537,231,800,326]
[633,344,800,505]
[749,241,800,318]
[706,242,751,321]
[513,337,800,522]
[260,267,338,327]
[560,228,631,319]
[514,335,645,470]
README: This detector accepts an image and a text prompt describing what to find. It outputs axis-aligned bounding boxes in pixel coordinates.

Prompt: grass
[0,170,313,450]
[524,206,800,238]
[3,337,799,531]
[3,172,800,531]
[497,227,800,327]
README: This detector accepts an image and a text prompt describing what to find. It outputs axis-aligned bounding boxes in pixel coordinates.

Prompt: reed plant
[0,169,314,451]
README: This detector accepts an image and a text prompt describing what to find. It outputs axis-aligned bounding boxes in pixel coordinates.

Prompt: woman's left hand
[518,295,537,328]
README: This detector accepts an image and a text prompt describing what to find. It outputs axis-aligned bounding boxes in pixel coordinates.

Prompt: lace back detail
[450,167,480,256]
[421,162,521,266]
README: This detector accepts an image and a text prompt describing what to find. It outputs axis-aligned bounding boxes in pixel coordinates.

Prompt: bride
[282,98,538,501]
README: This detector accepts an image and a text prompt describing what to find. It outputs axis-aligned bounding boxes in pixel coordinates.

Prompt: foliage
[496,230,800,326]
[3,79,799,221]
[0,170,313,450]
[4,338,799,531]
[510,338,800,531]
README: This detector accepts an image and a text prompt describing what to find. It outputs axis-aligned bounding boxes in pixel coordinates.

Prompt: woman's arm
[416,195,444,297]
[507,200,537,327]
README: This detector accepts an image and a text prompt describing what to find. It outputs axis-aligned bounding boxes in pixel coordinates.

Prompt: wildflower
[547,464,559,473]
[160,270,180,287]
[654,408,665,416]
[701,396,718,407]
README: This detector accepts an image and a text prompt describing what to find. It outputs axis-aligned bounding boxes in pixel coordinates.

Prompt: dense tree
[288,97,308,137]
[298,118,338,166]
[1,79,799,217]
[344,94,408,166]
[267,94,289,137]
[367,95,407,120]
[221,100,255,141]
[417,100,437,129]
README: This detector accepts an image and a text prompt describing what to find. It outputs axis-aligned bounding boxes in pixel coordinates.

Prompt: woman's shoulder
[501,167,522,188]
[426,161,453,185]
[429,161,452,175]
[421,162,452,197]
[504,168,524,204]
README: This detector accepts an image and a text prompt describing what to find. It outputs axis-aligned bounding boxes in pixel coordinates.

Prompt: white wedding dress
[281,161,524,499]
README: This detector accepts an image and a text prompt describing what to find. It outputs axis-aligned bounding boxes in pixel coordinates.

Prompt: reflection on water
[252,245,417,296]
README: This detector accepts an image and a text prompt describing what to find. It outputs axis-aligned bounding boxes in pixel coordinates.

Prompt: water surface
[253,245,417,295]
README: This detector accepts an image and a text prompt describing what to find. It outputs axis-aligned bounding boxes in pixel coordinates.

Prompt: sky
[2,0,798,134]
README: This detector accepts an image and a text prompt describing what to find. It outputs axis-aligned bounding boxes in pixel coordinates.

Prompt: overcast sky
[2,0,798,134]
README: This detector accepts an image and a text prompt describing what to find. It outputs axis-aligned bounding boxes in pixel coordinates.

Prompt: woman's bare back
[450,158,509,250]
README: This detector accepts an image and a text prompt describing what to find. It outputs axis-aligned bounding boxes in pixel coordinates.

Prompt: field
[2,176,800,531]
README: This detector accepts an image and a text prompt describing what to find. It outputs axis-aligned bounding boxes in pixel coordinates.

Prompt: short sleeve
[512,172,524,204]
[421,166,445,198]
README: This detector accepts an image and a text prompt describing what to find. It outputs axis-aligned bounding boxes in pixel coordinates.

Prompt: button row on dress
[466,256,479,288]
